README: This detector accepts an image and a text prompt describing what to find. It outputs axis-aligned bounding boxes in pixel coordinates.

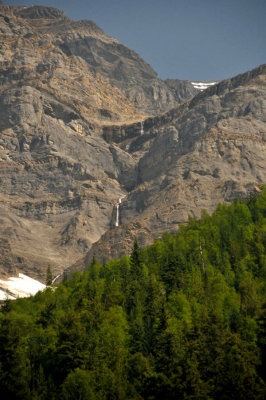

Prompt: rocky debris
[0,237,25,279]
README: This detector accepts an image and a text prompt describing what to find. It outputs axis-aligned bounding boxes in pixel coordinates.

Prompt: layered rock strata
[83,64,266,266]
[0,4,265,280]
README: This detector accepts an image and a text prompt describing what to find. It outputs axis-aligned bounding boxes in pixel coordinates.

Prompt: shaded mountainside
[0,4,265,281]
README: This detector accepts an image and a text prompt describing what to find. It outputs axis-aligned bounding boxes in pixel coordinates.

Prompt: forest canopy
[0,187,265,399]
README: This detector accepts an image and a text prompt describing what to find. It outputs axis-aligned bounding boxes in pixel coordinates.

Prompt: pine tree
[46,265,53,286]
[130,238,143,279]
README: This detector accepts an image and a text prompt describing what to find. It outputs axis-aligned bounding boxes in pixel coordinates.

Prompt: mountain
[0,4,265,281]
[73,64,265,272]
[0,4,198,280]
[0,5,198,117]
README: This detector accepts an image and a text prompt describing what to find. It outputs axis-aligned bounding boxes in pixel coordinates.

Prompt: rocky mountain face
[77,64,266,270]
[1,5,198,117]
[0,4,198,280]
[0,4,265,281]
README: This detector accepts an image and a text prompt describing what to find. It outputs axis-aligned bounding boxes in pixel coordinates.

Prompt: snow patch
[191,81,217,91]
[0,289,16,301]
[0,273,46,300]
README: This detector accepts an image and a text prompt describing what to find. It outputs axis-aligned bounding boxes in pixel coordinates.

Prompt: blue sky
[3,0,266,81]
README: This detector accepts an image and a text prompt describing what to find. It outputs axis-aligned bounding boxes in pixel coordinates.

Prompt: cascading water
[115,198,122,227]
[115,204,119,227]
[140,121,144,135]
[52,273,62,284]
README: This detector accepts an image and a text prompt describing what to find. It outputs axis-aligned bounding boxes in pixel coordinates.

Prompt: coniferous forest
[0,188,265,400]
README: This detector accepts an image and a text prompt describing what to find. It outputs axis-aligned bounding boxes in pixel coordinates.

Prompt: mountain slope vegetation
[0,188,265,399]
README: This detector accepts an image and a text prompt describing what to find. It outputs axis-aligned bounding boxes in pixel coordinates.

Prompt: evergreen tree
[0,188,265,399]
[46,265,53,286]
[130,238,143,279]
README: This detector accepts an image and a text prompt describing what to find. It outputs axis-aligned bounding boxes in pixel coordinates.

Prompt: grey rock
[84,65,266,265]
[0,4,265,280]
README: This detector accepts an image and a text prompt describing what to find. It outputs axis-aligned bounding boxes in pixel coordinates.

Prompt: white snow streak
[191,81,217,91]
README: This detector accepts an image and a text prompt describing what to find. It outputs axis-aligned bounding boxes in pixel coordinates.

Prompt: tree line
[0,187,265,399]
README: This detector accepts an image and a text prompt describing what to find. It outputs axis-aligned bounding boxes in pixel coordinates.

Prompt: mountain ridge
[79,63,266,270]
[0,4,265,281]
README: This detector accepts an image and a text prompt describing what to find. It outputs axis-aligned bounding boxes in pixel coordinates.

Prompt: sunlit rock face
[82,64,266,266]
[0,4,265,280]
[0,4,197,280]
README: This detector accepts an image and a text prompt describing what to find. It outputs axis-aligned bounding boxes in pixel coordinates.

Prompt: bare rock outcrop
[0,4,265,280]
[84,65,266,265]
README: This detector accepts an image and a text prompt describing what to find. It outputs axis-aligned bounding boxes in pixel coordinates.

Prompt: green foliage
[61,368,95,400]
[46,265,53,286]
[0,188,265,399]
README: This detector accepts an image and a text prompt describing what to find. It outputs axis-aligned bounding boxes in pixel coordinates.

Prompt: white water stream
[140,121,144,135]
[115,197,122,227]
[115,195,127,227]
[52,273,62,284]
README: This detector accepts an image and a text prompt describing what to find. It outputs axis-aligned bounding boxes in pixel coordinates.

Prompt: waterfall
[52,273,62,284]
[115,198,123,227]
[140,121,144,135]
[115,203,119,227]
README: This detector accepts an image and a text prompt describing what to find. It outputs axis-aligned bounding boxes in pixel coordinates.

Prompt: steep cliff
[82,64,266,267]
[0,5,134,279]
[2,5,198,116]
[0,4,265,281]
